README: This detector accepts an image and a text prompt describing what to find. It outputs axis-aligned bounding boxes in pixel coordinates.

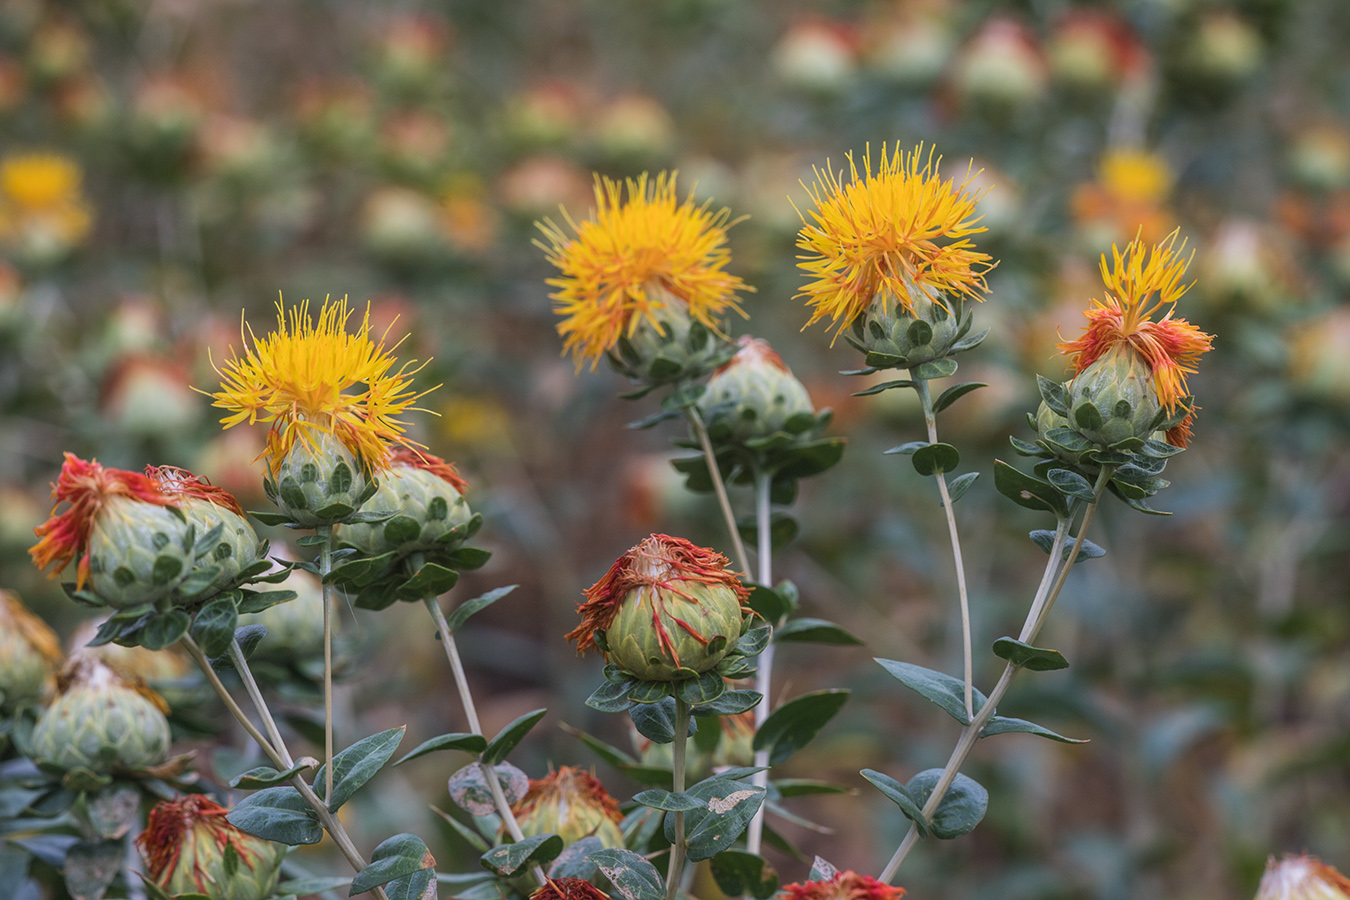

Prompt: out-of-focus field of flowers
[1,0,1348,897]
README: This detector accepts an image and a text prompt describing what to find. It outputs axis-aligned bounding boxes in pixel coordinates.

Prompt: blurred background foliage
[1,0,1348,897]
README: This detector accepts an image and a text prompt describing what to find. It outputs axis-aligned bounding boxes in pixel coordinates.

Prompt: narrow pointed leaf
[751,690,850,765]
[991,637,1070,672]
[590,849,665,900]
[315,727,406,811]
[482,709,547,765]
[480,834,563,877]
[393,733,487,766]
[875,659,987,725]
[981,716,1088,743]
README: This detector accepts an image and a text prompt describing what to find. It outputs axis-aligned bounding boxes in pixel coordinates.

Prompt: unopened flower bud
[1064,344,1161,446]
[337,448,473,557]
[137,794,287,900]
[698,336,813,441]
[0,590,61,711]
[847,285,976,367]
[147,466,261,593]
[511,767,625,849]
[1253,854,1350,900]
[567,535,747,682]
[31,655,171,773]
[266,430,372,526]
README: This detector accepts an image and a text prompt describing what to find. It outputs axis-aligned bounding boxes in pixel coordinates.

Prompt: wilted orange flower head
[1253,854,1350,900]
[1057,231,1213,445]
[137,794,283,899]
[530,878,611,900]
[210,296,433,473]
[30,454,174,589]
[388,445,469,494]
[536,171,749,369]
[796,143,992,340]
[512,766,624,847]
[782,870,907,900]
[144,465,246,518]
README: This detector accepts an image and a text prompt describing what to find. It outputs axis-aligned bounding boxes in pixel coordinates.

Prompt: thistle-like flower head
[511,766,625,847]
[536,171,749,370]
[30,453,174,589]
[137,794,286,900]
[145,465,247,518]
[210,296,432,474]
[1057,231,1214,446]
[781,871,907,900]
[529,878,612,900]
[1254,854,1350,900]
[796,143,992,341]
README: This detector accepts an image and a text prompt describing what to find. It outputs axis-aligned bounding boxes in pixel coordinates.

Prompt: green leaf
[906,319,933,346]
[399,562,459,599]
[932,382,987,414]
[236,590,297,614]
[141,610,190,650]
[737,512,799,552]
[1037,375,1070,417]
[864,350,906,368]
[447,762,529,816]
[752,689,851,765]
[710,849,779,899]
[692,690,761,717]
[942,471,980,506]
[981,716,1088,743]
[480,834,564,877]
[482,708,547,765]
[586,680,633,713]
[860,769,928,838]
[394,732,488,766]
[229,760,314,789]
[315,727,406,812]
[874,658,987,725]
[912,443,960,476]
[993,460,1068,516]
[626,680,671,704]
[1009,436,1044,456]
[549,835,603,881]
[774,618,863,646]
[913,358,958,379]
[1073,401,1103,433]
[991,638,1070,672]
[1047,468,1096,501]
[445,585,518,633]
[629,697,693,744]
[667,777,766,862]
[851,379,914,397]
[774,779,850,797]
[227,787,322,845]
[350,833,435,895]
[677,671,726,705]
[63,838,123,900]
[382,516,421,546]
[590,848,666,900]
[632,789,703,812]
[951,327,991,353]
[277,876,352,895]
[445,547,493,570]
[1027,530,1105,564]
[190,596,239,658]
[744,583,791,624]
[883,441,928,456]
[905,769,988,839]
[736,624,773,656]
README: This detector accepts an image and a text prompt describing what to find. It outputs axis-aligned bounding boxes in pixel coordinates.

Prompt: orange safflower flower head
[537,171,749,376]
[782,870,906,900]
[512,766,625,848]
[137,795,286,900]
[1253,854,1350,900]
[30,454,195,606]
[1057,231,1213,447]
[567,534,748,682]
[796,143,993,346]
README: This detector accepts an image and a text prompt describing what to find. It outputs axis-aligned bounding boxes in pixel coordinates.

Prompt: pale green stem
[685,409,752,576]
[878,467,1113,882]
[422,593,546,887]
[745,468,775,856]
[911,373,974,722]
[182,635,389,900]
[319,524,335,804]
[666,696,693,900]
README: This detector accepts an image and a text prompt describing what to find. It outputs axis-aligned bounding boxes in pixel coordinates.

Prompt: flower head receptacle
[511,767,625,848]
[537,171,748,379]
[1253,854,1350,900]
[137,794,286,900]
[698,336,814,442]
[842,281,985,368]
[796,144,992,347]
[781,870,907,900]
[30,454,193,608]
[567,534,748,682]
[31,654,171,774]
[337,446,473,558]
[0,590,62,711]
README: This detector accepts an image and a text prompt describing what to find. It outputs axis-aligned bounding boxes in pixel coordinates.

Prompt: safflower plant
[0,139,1282,900]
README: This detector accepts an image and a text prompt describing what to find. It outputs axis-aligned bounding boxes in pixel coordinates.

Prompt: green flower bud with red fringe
[0,589,62,711]
[336,446,474,556]
[30,654,171,774]
[698,336,813,441]
[137,794,286,900]
[530,878,612,900]
[511,766,625,848]
[567,534,748,682]
[146,465,262,592]
[781,871,907,900]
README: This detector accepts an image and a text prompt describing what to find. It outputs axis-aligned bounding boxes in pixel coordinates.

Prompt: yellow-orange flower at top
[796,143,993,340]
[1058,231,1214,444]
[0,152,92,248]
[1070,148,1174,244]
[536,171,749,369]
[211,296,432,473]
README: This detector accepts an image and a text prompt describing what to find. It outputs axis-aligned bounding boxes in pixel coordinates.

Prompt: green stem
[666,696,693,900]
[685,408,752,576]
[911,372,974,722]
[319,524,335,805]
[745,467,774,856]
[877,466,1114,882]
[422,593,546,887]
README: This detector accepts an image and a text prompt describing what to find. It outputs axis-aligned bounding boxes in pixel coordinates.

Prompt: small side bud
[0,590,62,711]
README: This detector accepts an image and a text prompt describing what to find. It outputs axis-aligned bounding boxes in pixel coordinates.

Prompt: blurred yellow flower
[536,171,748,369]
[795,143,992,341]
[1071,148,1175,245]
[0,152,92,253]
[210,296,432,473]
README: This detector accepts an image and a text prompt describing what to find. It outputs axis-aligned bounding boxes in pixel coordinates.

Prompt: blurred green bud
[0,590,62,711]
[511,767,625,849]
[31,655,171,773]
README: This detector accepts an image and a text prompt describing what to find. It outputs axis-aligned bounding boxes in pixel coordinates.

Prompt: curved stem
[422,594,546,887]
[319,524,335,803]
[666,696,693,900]
[911,373,974,721]
[745,468,775,856]
[181,634,283,768]
[878,466,1114,882]
[685,409,751,576]
[227,639,294,767]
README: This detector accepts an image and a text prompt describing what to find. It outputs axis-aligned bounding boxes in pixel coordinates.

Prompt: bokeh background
[2,0,1349,898]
